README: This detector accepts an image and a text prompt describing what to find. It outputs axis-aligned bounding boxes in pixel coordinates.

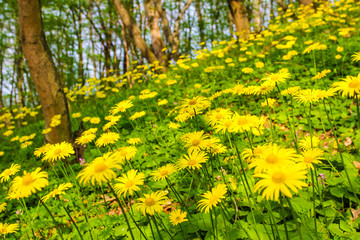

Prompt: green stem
[279,196,289,240]
[35,193,64,240]
[63,206,84,240]
[310,169,319,239]
[107,183,135,240]
[286,198,303,240]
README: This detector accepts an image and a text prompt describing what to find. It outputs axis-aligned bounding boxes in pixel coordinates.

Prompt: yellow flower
[242,144,267,163]
[169,209,188,226]
[41,183,73,202]
[113,169,145,197]
[77,155,122,186]
[254,164,308,201]
[0,164,21,183]
[299,135,320,150]
[180,96,210,112]
[42,128,52,134]
[352,52,360,62]
[75,133,96,145]
[135,191,168,215]
[294,89,322,104]
[332,73,360,97]
[178,150,208,170]
[255,62,265,68]
[95,132,120,147]
[231,114,259,133]
[0,203,7,213]
[197,184,227,213]
[9,168,49,198]
[261,98,276,108]
[72,112,81,118]
[231,84,245,95]
[152,164,177,181]
[90,117,101,124]
[158,99,168,106]
[249,143,297,173]
[312,69,331,80]
[181,131,209,152]
[0,223,19,235]
[129,111,146,120]
[112,146,137,161]
[0,151,4,156]
[127,138,142,145]
[295,148,324,169]
[262,71,291,86]
[242,67,254,74]
[206,108,233,127]
[168,121,180,129]
[42,142,75,163]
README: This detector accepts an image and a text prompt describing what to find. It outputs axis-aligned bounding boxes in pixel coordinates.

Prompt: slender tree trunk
[195,0,205,45]
[227,0,250,39]
[228,10,234,35]
[253,0,261,33]
[300,0,313,6]
[18,0,72,144]
[0,52,4,109]
[114,0,158,64]
[144,0,166,64]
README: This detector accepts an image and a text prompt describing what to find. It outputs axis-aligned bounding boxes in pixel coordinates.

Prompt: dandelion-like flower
[75,133,96,145]
[110,100,134,115]
[77,155,122,186]
[0,203,6,213]
[197,184,227,213]
[135,191,168,215]
[9,168,49,198]
[152,164,177,181]
[332,73,360,98]
[0,164,21,183]
[113,169,145,197]
[169,209,188,225]
[254,164,308,201]
[178,150,208,170]
[299,135,320,150]
[0,223,19,235]
[352,52,360,62]
[249,143,297,173]
[295,148,324,169]
[42,142,75,163]
[181,131,209,151]
[95,132,120,147]
[41,183,73,202]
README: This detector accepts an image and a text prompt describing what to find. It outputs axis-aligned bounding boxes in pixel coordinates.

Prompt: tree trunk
[227,0,250,39]
[300,0,313,6]
[253,0,261,33]
[144,0,165,64]
[114,0,158,64]
[15,23,25,108]
[17,0,72,144]
[195,0,205,45]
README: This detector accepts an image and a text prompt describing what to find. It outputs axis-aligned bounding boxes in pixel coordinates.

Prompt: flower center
[94,162,107,173]
[216,113,223,120]
[145,197,156,206]
[349,80,360,89]
[125,180,134,188]
[188,99,197,105]
[266,153,278,164]
[160,170,168,176]
[187,159,197,166]
[253,148,262,155]
[3,169,12,176]
[53,149,62,156]
[208,195,219,205]
[272,171,286,183]
[22,174,34,186]
[238,117,248,125]
[304,156,313,163]
[192,139,200,147]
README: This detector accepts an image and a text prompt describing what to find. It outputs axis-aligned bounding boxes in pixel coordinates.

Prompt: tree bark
[17,0,72,144]
[114,0,158,64]
[227,0,250,39]
[195,0,205,45]
[144,0,166,64]
[253,0,261,33]
[300,0,313,6]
